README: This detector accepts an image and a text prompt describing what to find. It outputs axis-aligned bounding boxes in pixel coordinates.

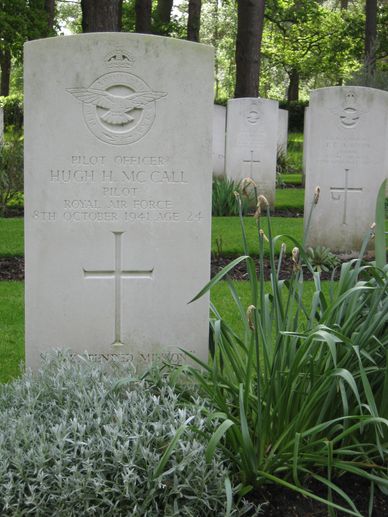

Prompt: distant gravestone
[24,34,213,369]
[304,86,388,252]
[212,104,226,178]
[277,109,288,155]
[225,98,278,205]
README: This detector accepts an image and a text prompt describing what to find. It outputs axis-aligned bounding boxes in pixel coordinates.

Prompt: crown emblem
[105,49,135,70]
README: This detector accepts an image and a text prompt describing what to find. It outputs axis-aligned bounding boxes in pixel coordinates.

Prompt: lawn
[287,131,304,173]
[212,216,304,256]
[0,218,24,256]
[0,278,331,383]
[0,214,305,260]
[0,281,24,383]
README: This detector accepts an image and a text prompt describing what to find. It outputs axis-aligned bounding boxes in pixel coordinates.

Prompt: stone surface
[225,97,278,204]
[304,86,388,252]
[24,34,213,369]
[277,109,288,155]
[212,104,226,178]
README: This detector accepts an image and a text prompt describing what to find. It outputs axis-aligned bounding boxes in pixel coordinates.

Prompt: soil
[1,255,341,282]
[252,474,388,516]
[0,256,24,281]
[269,208,304,218]
[211,255,341,281]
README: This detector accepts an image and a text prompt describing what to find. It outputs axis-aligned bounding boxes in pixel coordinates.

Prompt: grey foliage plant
[0,352,262,516]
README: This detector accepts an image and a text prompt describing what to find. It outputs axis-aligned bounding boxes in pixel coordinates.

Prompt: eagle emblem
[67,52,167,145]
[67,88,167,126]
[330,89,366,130]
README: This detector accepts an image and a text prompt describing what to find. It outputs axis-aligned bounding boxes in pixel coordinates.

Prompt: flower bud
[247,305,256,330]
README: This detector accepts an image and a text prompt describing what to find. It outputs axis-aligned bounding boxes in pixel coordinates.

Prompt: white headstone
[24,34,213,369]
[304,86,388,252]
[212,104,226,178]
[277,109,288,155]
[225,98,278,204]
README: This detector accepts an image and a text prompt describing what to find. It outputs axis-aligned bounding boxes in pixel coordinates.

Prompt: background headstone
[277,109,288,155]
[225,97,279,204]
[304,86,388,252]
[24,34,213,369]
[212,104,226,178]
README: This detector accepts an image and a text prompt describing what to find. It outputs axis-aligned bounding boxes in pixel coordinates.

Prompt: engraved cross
[243,150,261,178]
[330,168,363,225]
[83,231,153,347]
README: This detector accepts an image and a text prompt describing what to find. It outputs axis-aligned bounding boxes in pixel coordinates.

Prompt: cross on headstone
[243,150,261,178]
[330,168,363,225]
[83,231,153,347]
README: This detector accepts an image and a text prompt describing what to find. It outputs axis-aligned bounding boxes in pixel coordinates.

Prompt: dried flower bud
[370,222,376,230]
[241,177,257,190]
[313,186,320,205]
[292,247,299,263]
[258,195,269,208]
[259,229,269,242]
[233,191,240,201]
[292,246,301,272]
[247,305,256,330]
[281,242,287,254]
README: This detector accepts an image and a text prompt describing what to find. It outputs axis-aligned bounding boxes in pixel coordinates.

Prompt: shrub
[305,245,340,273]
[181,182,388,515]
[212,178,252,217]
[279,100,309,132]
[0,95,23,131]
[0,137,23,216]
[0,352,261,516]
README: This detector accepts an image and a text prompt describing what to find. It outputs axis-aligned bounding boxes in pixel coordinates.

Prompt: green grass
[0,215,304,258]
[277,173,303,186]
[0,278,331,384]
[275,188,304,210]
[0,218,24,256]
[0,281,24,383]
[287,132,303,173]
[211,280,331,336]
[212,216,304,257]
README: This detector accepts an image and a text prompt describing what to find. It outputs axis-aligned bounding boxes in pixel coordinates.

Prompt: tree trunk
[234,0,265,98]
[157,0,174,24]
[81,0,123,32]
[0,49,11,97]
[287,68,299,102]
[187,0,202,42]
[340,0,348,8]
[365,0,377,76]
[44,0,56,35]
[135,0,152,33]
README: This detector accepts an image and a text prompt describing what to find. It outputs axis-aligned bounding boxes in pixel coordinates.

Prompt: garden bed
[257,475,388,516]
[0,255,341,282]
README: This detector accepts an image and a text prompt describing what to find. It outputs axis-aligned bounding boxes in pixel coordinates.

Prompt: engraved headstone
[304,86,388,252]
[277,109,288,155]
[225,98,278,204]
[212,104,226,178]
[24,34,213,369]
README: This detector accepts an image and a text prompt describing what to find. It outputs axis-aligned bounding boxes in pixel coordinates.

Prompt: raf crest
[67,48,167,145]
